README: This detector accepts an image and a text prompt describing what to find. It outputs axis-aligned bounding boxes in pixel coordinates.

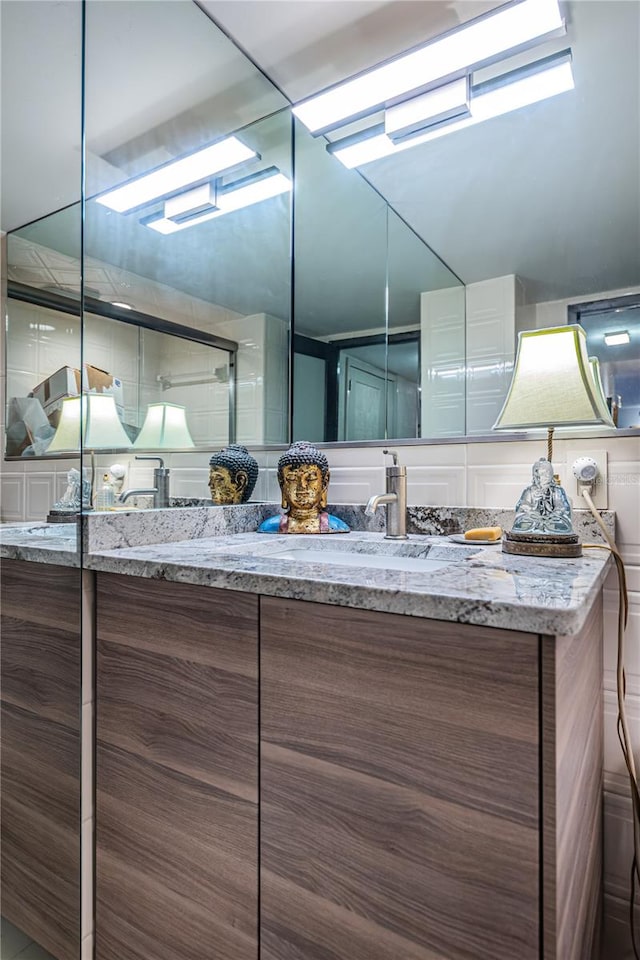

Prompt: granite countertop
[1,505,614,635]
[0,522,80,567]
[83,529,612,636]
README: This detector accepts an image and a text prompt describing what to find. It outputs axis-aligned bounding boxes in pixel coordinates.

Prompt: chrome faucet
[118,456,170,509]
[365,449,408,540]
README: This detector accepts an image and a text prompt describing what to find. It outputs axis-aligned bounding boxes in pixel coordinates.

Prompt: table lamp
[47,394,131,512]
[493,325,615,557]
[132,402,195,449]
[130,403,195,508]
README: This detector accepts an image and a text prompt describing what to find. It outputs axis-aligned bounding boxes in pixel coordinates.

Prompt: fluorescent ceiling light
[604,330,630,346]
[145,169,291,235]
[385,77,469,142]
[96,136,257,214]
[293,0,563,134]
[330,56,573,168]
[217,169,291,213]
[165,184,217,223]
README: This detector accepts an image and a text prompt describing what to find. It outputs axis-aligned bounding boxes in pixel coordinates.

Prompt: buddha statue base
[502,530,582,558]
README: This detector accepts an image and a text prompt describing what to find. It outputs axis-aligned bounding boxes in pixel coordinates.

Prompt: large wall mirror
[291,0,639,443]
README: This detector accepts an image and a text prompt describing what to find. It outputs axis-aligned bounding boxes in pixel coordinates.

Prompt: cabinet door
[96,574,258,960]
[0,559,81,960]
[260,597,540,960]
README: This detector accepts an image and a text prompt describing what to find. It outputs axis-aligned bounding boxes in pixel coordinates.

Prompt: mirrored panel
[83,0,291,501]
[292,121,464,442]
[2,174,82,960]
[342,0,639,437]
[570,295,640,429]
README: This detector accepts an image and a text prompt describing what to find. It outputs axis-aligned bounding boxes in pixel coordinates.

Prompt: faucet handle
[135,455,165,469]
[382,448,406,476]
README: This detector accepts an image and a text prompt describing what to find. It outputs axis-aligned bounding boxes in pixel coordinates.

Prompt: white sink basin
[267,546,456,574]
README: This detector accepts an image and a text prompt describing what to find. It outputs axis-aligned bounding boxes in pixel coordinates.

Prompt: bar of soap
[464,526,502,541]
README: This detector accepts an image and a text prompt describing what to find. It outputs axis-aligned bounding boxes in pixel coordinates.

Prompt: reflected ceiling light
[95,136,257,214]
[110,301,132,310]
[165,184,217,223]
[144,168,292,235]
[385,77,469,143]
[293,0,563,135]
[604,330,630,346]
[329,53,573,168]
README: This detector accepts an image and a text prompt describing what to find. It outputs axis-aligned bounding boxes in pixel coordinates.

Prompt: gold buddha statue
[208,445,259,505]
[259,441,349,534]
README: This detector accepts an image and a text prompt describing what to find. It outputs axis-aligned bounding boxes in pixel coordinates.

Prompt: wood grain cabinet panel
[0,559,81,960]
[95,573,259,960]
[260,597,540,960]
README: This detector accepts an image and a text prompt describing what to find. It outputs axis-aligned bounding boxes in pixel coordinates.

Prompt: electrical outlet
[563,444,608,509]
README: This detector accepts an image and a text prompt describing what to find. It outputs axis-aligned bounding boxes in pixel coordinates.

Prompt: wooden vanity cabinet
[0,559,81,960]
[95,573,259,960]
[260,595,603,960]
[95,574,602,960]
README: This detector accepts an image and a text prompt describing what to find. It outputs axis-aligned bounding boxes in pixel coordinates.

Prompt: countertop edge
[83,548,613,636]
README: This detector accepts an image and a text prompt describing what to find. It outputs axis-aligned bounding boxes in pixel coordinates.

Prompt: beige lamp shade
[133,402,195,449]
[47,394,131,452]
[493,325,616,430]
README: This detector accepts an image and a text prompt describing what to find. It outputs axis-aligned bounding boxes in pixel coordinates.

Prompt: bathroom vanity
[0,555,81,960]
[84,522,608,960]
[0,518,611,960]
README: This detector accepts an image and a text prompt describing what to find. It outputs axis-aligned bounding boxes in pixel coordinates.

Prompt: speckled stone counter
[2,503,615,634]
[84,530,612,636]
[0,522,80,567]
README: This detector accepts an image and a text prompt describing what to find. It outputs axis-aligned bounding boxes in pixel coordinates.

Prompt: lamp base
[502,530,582,558]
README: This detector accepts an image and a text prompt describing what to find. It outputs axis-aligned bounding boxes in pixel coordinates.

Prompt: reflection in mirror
[292,120,463,442]
[300,0,639,440]
[293,118,387,442]
[83,0,291,492]
[570,295,640,429]
[3,221,83,959]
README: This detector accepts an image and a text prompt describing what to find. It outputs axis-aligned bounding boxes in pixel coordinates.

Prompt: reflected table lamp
[492,325,615,557]
[131,403,195,507]
[46,394,131,514]
[133,402,195,449]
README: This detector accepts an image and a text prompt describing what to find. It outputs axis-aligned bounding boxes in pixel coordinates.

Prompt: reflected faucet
[118,456,170,509]
[365,449,408,540]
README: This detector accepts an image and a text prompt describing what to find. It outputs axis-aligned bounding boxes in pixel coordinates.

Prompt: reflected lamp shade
[493,325,616,431]
[133,403,195,449]
[47,395,131,452]
[588,356,614,423]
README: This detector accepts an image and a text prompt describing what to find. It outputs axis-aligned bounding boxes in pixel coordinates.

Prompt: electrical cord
[581,486,639,957]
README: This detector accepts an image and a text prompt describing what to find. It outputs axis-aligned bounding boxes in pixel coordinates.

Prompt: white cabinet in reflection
[420,286,465,438]
[465,274,523,436]
[421,275,524,437]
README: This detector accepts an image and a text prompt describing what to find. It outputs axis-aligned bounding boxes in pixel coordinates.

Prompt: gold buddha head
[277,441,329,517]
[208,445,259,505]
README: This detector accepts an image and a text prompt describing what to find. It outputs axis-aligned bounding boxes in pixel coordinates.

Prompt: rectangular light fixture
[165,184,217,223]
[293,0,563,135]
[604,330,630,346]
[385,77,469,143]
[329,52,573,168]
[144,167,292,235]
[96,136,257,214]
